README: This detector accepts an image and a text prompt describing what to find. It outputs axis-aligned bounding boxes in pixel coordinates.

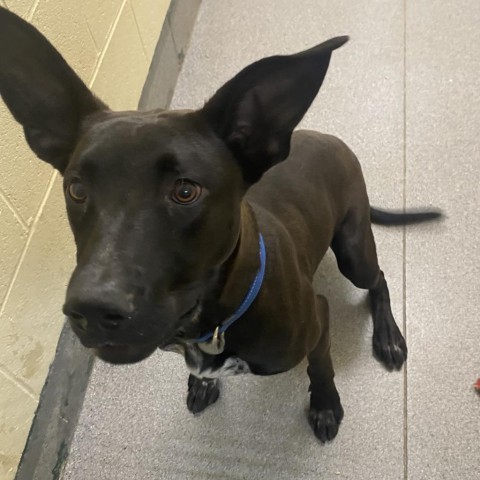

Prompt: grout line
[402,1,408,479]
[0,187,29,233]
[0,364,38,402]
[26,0,40,21]
[0,171,57,317]
[128,0,150,64]
[85,17,100,53]
[88,0,128,88]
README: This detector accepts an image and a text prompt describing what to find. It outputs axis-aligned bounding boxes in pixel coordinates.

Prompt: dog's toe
[373,323,407,370]
[187,375,220,414]
[308,406,343,443]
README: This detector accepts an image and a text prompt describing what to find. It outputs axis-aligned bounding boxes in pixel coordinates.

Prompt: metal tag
[197,326,225,355]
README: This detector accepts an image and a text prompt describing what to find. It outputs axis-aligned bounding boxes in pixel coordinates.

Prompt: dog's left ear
[201,36,348,183]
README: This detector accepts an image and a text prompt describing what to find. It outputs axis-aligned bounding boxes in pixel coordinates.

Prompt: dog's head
[0,7,347,364]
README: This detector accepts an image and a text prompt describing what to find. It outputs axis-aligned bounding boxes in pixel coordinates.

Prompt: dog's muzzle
[63,286,203,364]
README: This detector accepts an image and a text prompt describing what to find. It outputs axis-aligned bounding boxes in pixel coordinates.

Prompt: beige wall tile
[0,105,53,227]
[3,0,34,17]
[0,198,27,305]
[0,1,170,475]
[130,0,170,61]
[81,0,123,52]
[0,373,37,480]
[0,176,75,395]
[30,0,99,84]
[92,3,149,110]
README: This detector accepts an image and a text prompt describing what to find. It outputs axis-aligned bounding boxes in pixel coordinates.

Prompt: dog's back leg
[331,208,407,370]
[307,295,344,442]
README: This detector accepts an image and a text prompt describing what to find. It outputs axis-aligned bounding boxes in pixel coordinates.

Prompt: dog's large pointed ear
[0,7,107,173]
[201,36,348,183]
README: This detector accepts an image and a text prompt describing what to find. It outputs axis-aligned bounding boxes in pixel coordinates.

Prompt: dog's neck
[218,201,261,313]
[194,201,261,335]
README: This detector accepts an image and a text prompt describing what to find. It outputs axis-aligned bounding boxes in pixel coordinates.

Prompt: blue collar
[194,233,266,344]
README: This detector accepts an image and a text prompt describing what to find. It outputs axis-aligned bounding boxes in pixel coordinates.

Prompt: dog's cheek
[183,213,204,237]
[65,208,95,256]
[178,198,239,265]
[204,204,241,266]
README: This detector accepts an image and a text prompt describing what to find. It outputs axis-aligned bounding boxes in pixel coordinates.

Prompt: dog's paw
[373,321,407,370]
[308,405,344,443]
[187,374,220,414]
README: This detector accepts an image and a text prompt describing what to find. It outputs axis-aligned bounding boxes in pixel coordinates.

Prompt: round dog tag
[197,327,225,355]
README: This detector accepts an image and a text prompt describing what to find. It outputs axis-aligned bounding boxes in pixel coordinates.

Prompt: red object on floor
[474,378,480,393]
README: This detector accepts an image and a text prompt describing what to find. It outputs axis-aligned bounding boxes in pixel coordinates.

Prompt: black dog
[0,8,440,442]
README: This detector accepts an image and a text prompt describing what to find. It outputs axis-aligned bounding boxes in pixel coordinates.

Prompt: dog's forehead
[87,109,197,139]
[72,109,233,179]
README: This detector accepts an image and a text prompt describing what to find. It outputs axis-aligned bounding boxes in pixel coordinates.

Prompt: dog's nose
[64,299,132,332]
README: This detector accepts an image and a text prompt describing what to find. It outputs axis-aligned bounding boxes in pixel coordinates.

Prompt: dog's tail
[370,207,443,226]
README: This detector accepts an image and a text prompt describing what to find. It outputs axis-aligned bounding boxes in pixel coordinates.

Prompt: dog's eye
[172,179,202,205]
[68,180,88,203]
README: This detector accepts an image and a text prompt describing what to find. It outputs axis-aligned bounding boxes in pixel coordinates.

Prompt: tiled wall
[0,1,170,477]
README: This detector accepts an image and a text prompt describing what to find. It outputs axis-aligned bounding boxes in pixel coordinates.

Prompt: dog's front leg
[186,374,220,414]
[307,295,344,443]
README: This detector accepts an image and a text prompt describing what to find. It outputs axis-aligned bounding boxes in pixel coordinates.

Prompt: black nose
[64,300,132,332]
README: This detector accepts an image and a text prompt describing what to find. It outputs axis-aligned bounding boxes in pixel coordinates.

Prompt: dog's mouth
[77,300,202,364]
[174,299,202,341]
[93,342,158,364]
[179,299,201,321]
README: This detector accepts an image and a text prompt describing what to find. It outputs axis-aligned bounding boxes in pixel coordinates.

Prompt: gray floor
[63,1,480,479]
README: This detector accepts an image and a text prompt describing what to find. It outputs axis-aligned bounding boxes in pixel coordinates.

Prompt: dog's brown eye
[172,180,202,205]
[68,180,88,203]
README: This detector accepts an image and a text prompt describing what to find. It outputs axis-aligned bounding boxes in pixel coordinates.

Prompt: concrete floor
[63,1,480,479]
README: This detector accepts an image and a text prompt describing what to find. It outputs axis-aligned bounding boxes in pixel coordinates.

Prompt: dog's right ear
[0,7,107,173]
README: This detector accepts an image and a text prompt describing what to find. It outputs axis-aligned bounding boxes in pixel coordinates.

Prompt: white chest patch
[163,342,250,379]
[187,355,251,379]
